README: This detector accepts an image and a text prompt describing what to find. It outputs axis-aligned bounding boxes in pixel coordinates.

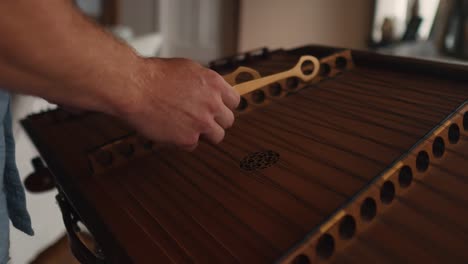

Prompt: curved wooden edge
[20,115,133,264]
[222,66,262,86]
[278,101,468,264]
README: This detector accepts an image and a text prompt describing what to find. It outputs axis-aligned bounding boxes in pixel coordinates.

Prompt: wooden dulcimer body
[23,45,468,263]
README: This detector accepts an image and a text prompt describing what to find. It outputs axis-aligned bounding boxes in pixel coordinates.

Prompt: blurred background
[9,0,468,263]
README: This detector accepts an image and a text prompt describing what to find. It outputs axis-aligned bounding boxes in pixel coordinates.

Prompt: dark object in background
[402,0,423,42]
[401,16,423,41]
[24,157,55,193]
[380,17,395,45]
[444,0,468,58]
[432,0,468,59]
[370,0,423,48]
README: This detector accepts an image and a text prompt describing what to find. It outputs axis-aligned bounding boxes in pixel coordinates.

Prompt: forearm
[0,0,140,115]
[0,0,239,149]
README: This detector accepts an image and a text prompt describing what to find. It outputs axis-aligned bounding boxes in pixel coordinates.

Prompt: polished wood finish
[22,45,468,263]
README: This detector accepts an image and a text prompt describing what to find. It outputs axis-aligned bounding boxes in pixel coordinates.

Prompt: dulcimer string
[75,53,468,261]
[241,113,468,262]
[226,114,468,261]
[220,61,466,235]
[290,91,468,159]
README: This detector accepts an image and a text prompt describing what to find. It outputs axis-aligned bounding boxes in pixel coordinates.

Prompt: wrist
[98,53,149,119]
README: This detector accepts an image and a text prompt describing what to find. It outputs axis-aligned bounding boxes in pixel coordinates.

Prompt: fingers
[176,96,233,151]
[183,104,232,150]
[219,78,240,110]
[215,104,235,129]
[201,120,225,145]
[201,76,237,145]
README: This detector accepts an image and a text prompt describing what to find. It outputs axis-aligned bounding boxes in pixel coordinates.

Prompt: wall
[119,0,159,36]
[238,0,374,52]
[159,0,238,64]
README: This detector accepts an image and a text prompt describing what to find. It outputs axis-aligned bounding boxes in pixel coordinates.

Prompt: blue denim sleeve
[0,186,9,264]
[3,99,33,236]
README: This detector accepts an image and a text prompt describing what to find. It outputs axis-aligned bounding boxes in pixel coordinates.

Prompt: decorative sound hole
[432,137,445,158]
[380,181,395,204]
[448,124,460,144]
[286,77,300,89]
[269,82,282,96]
[240,150,279,171]
[292,254,310,264]
[237,97,248,111]
[251,90,266,104]
[335,56,348,69]
[464,112,467,131]
[320,63,331,76]
[339,215,356,240]
[360,197,377,221]
[316,233,335,259]
[416,151,430,172]
[301,60,314,75]
[235,72,254,84]
[398,166,413,188]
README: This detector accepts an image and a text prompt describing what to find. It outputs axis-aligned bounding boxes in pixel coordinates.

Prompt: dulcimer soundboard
[22,45,468,263]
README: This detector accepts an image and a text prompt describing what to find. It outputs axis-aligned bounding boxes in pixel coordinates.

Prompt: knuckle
[205,98,221,114]
[205,70,224,89]
[196,113,213,131]
[205,68,221,80]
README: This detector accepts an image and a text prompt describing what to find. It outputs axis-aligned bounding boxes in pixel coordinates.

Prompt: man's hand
[0,0,240,151]
[120,58,240,151]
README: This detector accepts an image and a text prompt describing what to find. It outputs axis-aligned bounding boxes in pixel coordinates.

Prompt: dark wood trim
[351,49,468,82]
[289,43,468,82]
[21,118,132,264]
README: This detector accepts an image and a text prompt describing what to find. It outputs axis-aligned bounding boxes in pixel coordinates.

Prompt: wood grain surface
[22,46,468,263]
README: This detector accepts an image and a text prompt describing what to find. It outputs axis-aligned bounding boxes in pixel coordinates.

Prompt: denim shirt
[0,91,34,263]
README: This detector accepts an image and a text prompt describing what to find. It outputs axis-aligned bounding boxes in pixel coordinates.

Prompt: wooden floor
[30,233,94,264]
